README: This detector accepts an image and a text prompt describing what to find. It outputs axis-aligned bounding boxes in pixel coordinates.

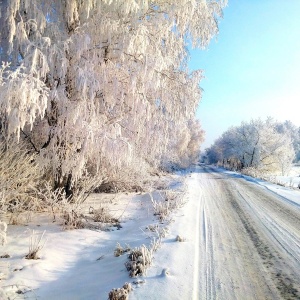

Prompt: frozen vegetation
[205,118,300,177]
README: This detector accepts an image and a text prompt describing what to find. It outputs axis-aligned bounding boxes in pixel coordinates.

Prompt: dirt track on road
[193,166,300,300]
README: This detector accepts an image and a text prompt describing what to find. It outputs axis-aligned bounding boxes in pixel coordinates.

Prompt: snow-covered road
[192,165,300,300]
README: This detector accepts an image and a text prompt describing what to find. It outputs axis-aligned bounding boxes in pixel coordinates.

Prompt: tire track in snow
[237,184,300,265]
[204,166,300,299]
[192,193,201,300]
[229,191,300,299]
[197,166,282,299]
[201,203,216,300]
[192,189,216,300]
[230,181,300,299]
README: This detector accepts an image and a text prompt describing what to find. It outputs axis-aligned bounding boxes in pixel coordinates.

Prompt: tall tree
[0,0,226,193]
[206,118,295,175]
[275,121,300,163]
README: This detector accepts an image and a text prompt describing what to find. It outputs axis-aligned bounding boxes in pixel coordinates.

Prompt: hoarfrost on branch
[0,0,226,191]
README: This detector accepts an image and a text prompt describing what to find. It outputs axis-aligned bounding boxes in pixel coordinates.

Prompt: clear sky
[189,0,300,149]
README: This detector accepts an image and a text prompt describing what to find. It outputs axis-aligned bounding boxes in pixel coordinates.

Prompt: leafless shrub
[243,169,298,189]
[275,180,286,187]
[144,224,169,244]
[150,237,161,253]
[270,177,296,188]
[151,198,170,221]
[146,224,158,232]
[150,188,187,221]
[35,182,65,221]
[108,283,132,300]
[60,175,102,229]
[241,167,262,179]
[25,230,46,260]
[152,178,169,190]
[8,213,22,225]
[0,141,42,218]
[241,167,277,181]
[125,245,154,277]
[95,158,153,194]
[35,181,87,229]
[95,180,143,194]
[90,206,118,224]
[114,243,131,257]
[62,207,85,230]
[35,183,82,230]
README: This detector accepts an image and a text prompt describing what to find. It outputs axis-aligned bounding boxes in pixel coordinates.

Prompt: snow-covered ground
[0,166,299,299]
[0,174,192,299]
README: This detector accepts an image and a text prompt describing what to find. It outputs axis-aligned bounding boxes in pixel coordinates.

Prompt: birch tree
[276,121,300,163]
[206,118,295,175]
[0,0,226,194]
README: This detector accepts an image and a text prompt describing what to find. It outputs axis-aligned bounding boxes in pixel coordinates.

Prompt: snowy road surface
[193,166,300,300]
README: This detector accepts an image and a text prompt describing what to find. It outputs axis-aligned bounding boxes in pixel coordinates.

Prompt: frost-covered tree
[0,0,226,193]
[206,118,295,175]
[276,120,300,163]
[163,119,204,169]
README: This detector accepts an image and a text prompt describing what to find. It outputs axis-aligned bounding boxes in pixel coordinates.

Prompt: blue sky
[189,0,300,149]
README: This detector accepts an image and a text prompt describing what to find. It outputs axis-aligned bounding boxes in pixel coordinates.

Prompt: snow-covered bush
[62,206,85,230]
[114,243,131,257]
[90,207,118,224]
[37,175,101,229]
[146,224,169,240]
[150,196,171,221]
[36,182,65,222]
[241,167,262,179]
[150,189,186,221]
[0,141,41,215]
[108,283,132,300]
[125,245,153,277]
[61,174,104,229]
